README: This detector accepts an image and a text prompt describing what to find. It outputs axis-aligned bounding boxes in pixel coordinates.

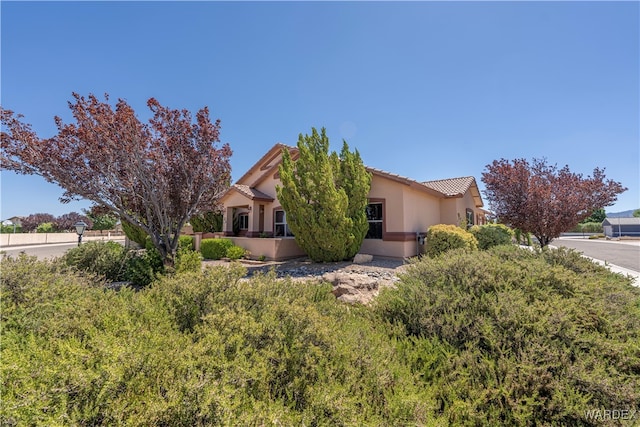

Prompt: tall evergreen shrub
[276,127,371,262]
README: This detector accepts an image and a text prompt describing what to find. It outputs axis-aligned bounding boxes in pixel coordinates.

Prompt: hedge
[200,238,233,260]
[425,224,478,257]
[469,223,514,250]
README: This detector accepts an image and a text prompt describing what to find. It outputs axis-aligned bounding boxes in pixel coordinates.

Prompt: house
[602,217,640,238]
[216,144,487,260]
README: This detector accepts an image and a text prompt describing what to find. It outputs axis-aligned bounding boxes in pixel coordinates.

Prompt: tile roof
[226,143,483,206]
[364,166,445,197]
[422,176,476,197]
[232,184,274,201]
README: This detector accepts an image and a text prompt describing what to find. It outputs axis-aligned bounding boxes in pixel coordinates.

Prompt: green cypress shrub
[121,219,148,247]
[200,238,233,260]
[189,211,223,233]
[425,224,478,257]
[276,128,371,262]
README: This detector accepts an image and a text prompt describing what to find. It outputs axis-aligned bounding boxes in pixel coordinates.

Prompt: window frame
[274,209,294,237]
[238,213,249,231]
[365,200,384,240]
[466,208,474,227]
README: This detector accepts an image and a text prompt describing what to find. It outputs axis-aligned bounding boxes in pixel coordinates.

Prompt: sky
[1,1,639,220]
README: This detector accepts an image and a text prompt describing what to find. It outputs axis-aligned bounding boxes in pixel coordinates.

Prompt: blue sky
[1,1,638,220]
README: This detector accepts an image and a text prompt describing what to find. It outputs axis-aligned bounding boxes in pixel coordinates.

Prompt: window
[365,203,383,239]
[238,213,249,230]
[274,210,294,237]
[465,209,474,227]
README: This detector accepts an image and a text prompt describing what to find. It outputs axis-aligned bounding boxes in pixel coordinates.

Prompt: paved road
[553,237,640,273]
[1,240,125,260]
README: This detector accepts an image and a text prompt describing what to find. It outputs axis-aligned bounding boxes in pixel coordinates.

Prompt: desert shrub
[36,222,56,233]
[0,224,22,233]
[574,221,604,233]
[1,256,439,426]
[513,228,533,246]
[376,245,640,425]
[425,223,477,257]
[125,251,162,287]
[174,235,201,273]
[469,223,514,249]
[175,250,202,273]
[62,241,130,282]
[178,235,194,251]
[60,239,162,287]
[200,238,233,260]
[226,245,246,260]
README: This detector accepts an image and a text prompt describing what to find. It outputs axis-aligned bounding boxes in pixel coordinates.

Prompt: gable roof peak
[422,176,477,196]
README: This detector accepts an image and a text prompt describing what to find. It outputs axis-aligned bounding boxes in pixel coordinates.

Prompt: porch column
[247,202,261,237]
[223,207,235,236]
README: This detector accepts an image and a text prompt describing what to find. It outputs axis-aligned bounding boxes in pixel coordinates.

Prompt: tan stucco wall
[228,236,305,261]
[440,199,459,225]
[401,185,441,233]
[368,174,405,233]
[360,239,421,259]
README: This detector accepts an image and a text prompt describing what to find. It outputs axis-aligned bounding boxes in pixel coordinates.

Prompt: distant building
[602,217,640,238]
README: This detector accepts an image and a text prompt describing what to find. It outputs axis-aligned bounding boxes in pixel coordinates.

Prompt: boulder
[353,253,373,264]
[323,272,378,290]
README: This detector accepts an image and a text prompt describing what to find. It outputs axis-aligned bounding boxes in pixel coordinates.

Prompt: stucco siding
[368,174,405,233]
[402,185,441,233]
[360,239,419,258]
[440,199,458,225]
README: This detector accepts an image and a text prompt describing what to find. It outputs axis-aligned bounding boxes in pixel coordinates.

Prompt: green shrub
[589,234,605,239]
[121,219,148,247]
[1,256,438,426]
[189,211,223,233]
[425,224,477,257]
[513,228,533,246]
[226,245,246,260]
[178,235,194,251]
[175,250,202,273]
[60,239,162,287]
[5,247,637,426]
[573,221,604,233]
[469,223,514,250]
[62,241,129,282]
[123,238,164,287]
[0,224,22,233]
[36,222,55,233]
[200,238,233,260]
[376,245,640,425]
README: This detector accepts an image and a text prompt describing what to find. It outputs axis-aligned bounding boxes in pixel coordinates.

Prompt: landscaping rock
[353,253,373,264]
[203,256,406,304]
[323,272,378,290]
[323,271,384,304]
